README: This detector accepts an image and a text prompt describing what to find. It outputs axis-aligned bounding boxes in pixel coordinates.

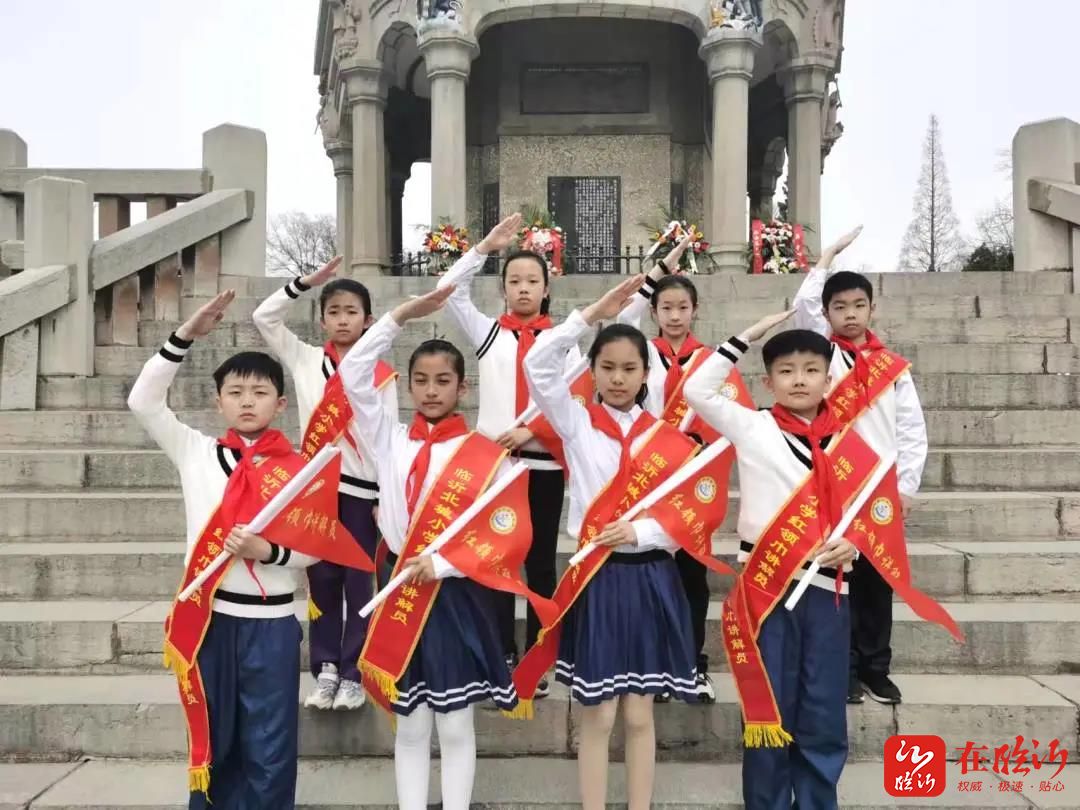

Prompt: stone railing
[1013,117,1080,279]
[0,124,267,410]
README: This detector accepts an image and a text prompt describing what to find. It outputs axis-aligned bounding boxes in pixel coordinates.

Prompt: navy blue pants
[189,612,302,810]
[742,584,850,810]
[307,494,378,681]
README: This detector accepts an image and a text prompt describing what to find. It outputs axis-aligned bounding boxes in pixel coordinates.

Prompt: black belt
[215,589,293,606]
[511,449,557,462]
[606,549,671,565]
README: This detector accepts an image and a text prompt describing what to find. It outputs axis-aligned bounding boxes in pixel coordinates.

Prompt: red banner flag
[262,452,375,573]
[439,470,559,634]
[526,366,594,469]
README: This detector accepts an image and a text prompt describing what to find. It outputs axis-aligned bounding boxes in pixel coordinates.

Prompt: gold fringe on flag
[501,699,533,720]
[307,596,323,621]
[188,765,211,794]
[743,723,793,749]
[360,661,400,703]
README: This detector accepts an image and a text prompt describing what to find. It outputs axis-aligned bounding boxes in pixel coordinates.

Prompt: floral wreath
[517,207,566,276]
[750,219,808,274]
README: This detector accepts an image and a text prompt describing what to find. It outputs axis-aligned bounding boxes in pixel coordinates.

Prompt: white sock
[394,705,433,810]
[435,706,477,810]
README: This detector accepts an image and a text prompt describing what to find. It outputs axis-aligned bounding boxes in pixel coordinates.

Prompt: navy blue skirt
[380,554,518,716]
[556,550,698,705]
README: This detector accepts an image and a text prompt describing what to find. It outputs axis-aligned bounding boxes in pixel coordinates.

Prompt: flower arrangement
[517,206,566,276]
[421,220,470,274]
[641,209,713,273]
[750,219,808,274]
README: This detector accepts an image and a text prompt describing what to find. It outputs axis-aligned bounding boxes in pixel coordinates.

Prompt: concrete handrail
[0,168,209,200]
[90,188,254,291]
[0,263,74,338]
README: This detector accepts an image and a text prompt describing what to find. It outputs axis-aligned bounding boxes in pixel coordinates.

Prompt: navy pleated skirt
[556,549,698,705]
[380,553,518,716]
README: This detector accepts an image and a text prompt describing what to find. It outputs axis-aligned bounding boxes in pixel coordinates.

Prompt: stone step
[3,595,1077,674]
[36,370,1080,412]
[0,671,1075,765]
[13,446,1080,491]
[5,538,1074,602]
[5,406,1079,449]
[1,489,1075,540]
[5,758,1077,809]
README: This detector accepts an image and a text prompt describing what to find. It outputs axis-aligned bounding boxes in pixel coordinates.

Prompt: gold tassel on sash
[307,595,323,621]
[360,661,400,703]
[188,765,211,793]
[743,723,794,749]
[501,699,534,720]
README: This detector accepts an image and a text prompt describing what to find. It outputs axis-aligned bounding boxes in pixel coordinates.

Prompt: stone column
[326,140,354,270]
[98,197,139,346]
[699,30,761,274]
[782,56,832,259]
[341,59,388,276]
[203,124,268,279]
[1012,118,1080,272]
[0,130,26,273]
[419,31,478,228]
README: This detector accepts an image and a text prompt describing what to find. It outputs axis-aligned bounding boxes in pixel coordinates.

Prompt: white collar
[601,401,643,435]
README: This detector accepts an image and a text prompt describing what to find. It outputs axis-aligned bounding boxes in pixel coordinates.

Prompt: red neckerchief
[587,403,656,508]
[218,429,296,595]
[768,405,844,536]
[654,334,706,405]
[405,413,469,517]
[830,329,887,407]
[498,313,553,416]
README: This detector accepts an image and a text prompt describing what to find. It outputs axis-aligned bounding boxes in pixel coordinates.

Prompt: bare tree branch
[267,212,337,276]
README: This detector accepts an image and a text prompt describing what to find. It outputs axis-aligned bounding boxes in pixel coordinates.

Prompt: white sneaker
[332,679,367,710]
[304,663,339,710]
[695,671,716,704]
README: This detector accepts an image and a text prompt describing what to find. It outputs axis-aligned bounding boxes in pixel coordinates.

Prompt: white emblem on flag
[694,476,718,504]
[871,497,894,525]
[490,506,517,535]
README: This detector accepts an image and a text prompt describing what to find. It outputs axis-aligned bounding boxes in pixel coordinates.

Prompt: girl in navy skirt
[521,276,698,810]
[339,286,518,810]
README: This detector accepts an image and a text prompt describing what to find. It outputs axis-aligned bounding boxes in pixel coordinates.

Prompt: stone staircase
[2,270,1080,808]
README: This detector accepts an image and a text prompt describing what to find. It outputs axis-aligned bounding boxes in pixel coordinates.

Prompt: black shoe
[862,673,902,705]
[535,678,550,699]
[847,674,865,704]
[653,691,672,704]
[504,653,519,671]
[695,672,716,704]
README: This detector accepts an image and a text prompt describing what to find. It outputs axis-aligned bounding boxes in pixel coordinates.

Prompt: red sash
[659,346,755,444]
[162,431,306,794]
[512,420,699,707]
[723,427,879,748]
[826,342,909,424]
[359,433,506,703]
[300,343,396,461]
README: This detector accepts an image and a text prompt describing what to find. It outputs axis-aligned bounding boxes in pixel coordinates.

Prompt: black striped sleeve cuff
[636,275,657,301]
[717,336,749,365]
[159,332,193,363]
[284,278,310,299]
[262,542,292,566]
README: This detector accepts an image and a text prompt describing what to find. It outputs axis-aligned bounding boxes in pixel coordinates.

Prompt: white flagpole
[567,439,732,568]
[783,451,898,612]
[178,445,342,603]
[358,461,530,619]
[643,220,681,263]
[510,356,591,430]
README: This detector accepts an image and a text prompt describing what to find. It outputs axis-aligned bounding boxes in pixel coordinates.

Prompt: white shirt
[684,336,852,593]
[791,267,929,496]
[523,310,677,555]
[252,279,398,499]
[126,334,316,618]
[437,248,582,471]
[338,313,516,579]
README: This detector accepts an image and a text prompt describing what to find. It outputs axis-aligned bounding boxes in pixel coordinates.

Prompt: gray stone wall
[498,134,671,248]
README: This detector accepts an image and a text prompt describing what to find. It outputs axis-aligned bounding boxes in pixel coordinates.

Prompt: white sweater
[437,248,582,471]
[127,333,316,618]
[252,278,398,500]
[684,336,851,594]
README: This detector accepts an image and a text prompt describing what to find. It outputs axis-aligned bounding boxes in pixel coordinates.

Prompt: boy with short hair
[128,291,317,809]
[684,312,859,810]
[791,229,928,706]
[253,258,398,710]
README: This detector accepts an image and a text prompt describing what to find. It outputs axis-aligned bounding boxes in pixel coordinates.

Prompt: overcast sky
[3,0,1078,269]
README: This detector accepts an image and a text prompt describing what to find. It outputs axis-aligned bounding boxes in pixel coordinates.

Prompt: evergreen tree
[897,115,964,272]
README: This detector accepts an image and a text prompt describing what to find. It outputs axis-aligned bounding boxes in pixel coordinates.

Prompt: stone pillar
[782,56,831,259]
[202,124,267,279]
[326,141,354,270]
[390,167,409,259]
[144,196,181,320]
[419,31,478,228]
[699,30,761,274]
[1012,118,1080,272]
[0,131,26,263]
[341,59,388,276]
[26,177,94,376]
[98,197,139,346]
